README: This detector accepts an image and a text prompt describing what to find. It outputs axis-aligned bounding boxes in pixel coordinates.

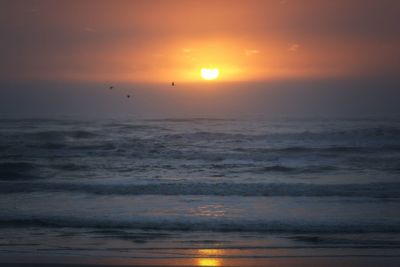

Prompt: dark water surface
[1,117,400,262]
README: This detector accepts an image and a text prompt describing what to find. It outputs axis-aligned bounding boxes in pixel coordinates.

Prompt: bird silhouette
[171,81,175,86]
[127,94,131,98]
[109,86,114,90]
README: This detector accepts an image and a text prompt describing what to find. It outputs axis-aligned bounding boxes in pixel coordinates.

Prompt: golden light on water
[201,68,220,80]
[197,258,222,267]
[196,249,224,266]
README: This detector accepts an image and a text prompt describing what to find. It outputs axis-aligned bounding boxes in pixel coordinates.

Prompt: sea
[0,117,400,264]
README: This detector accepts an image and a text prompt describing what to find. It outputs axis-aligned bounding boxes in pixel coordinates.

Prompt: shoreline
[2,256,400,267]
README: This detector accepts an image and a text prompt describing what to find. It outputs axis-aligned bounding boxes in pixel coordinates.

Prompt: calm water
[1,117,400,262]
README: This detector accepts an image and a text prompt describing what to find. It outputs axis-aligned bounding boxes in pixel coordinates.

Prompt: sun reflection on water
[196,249,224,266]
[197,258,222,266]
[192,205,226,217]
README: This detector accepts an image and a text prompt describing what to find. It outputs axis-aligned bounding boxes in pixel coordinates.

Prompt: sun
[201,68,219,80]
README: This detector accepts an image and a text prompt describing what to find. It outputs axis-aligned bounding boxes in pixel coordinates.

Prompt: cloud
[288,43,299,52]
[244,49,260,56]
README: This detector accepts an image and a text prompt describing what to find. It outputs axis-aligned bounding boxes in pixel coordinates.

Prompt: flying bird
[126,94,131,98]
[171,81,175,86]
[109,86,114,90]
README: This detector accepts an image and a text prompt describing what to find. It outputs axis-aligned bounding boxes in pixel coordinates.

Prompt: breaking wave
[1,215,399,233]
[29,130,99,140]
[1,182,399,198]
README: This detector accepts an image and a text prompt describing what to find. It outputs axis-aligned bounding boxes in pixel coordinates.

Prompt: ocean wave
[161,126,400,141]
[4,125,400,160]
[36,142,68,150]
[29,130,99,141]
[28,141,116,151]
[1,182,399,198]
[104,123,168,131]
[236,146,379,154]
[256,165,296,172]
[248,165,337,174]
[344,126,400,137]
[145,118,236,123]
[275,126,400,139]
[50,163,90,171]
[162,132,248,141]
[0,162,40,180]
[1,215,399,233]
[206,163,338,174]
[209,164,336,174]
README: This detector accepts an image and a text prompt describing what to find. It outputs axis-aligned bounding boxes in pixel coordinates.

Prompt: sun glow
[201,68,220,80]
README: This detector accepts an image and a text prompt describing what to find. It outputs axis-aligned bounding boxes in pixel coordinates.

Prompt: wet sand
[2,256,400,267]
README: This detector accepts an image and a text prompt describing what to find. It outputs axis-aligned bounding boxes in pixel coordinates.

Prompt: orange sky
[1,0,399,83]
